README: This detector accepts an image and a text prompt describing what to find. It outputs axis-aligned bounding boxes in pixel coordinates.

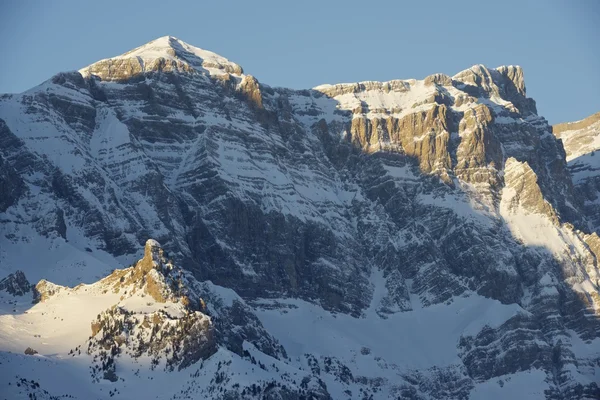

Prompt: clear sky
[0,0,598,124]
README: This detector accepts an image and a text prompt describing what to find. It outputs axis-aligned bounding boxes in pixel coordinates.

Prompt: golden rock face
[554,112,600,137]
[319,64,547,199]
[239,75,264,110]
[82,57,196,82]
[139,238,164,273]
[348,99,501,187]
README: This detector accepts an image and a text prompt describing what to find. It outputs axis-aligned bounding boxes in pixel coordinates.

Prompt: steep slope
[1,36,599,399]
[554,112,600,232]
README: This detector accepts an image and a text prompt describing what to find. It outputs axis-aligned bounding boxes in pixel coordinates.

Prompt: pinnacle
[141,239,163,272]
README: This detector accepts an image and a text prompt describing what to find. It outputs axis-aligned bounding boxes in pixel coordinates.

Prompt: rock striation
[0,270,31,296]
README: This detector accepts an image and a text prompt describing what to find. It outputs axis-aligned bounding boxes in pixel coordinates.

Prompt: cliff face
[554,112,600,232]
[313,65,574,214]
[0,36,599,399]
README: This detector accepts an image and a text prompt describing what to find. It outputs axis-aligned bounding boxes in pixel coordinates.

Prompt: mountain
[553,112,600,233]
[0,36,599,399]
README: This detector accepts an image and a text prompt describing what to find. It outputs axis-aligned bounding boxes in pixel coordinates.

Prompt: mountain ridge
[70,36,525,102]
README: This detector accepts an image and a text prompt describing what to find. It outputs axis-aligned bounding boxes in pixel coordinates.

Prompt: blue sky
[0,0,598,124]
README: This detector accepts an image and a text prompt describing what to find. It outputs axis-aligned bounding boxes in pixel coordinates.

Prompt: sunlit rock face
[554,112,600,233]
[0,37,599,399]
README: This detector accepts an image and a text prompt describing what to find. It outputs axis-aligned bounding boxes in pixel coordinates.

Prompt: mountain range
[0,36,599,399]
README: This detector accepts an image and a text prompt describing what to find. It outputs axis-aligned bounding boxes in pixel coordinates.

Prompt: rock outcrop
[0,270,31,296]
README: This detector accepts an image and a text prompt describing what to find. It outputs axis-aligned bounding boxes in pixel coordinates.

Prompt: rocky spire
[496,65,526,96]
[139,239,166,273]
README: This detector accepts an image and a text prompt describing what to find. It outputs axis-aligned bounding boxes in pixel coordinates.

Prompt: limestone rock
[424,73,453,87]
[238,74,264,109]
[33,280,65,303]
[502,157,555,217]
[553,112,600,231]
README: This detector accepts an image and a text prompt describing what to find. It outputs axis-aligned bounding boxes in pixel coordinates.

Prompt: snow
[500,195,566,254]
[567,329,600,364]
[0,344,309,400]
[494,115,521,124]
[499,159,572,256]
[0,94,90,174]
[145,238,161,248]
[0,263,565,400]
[0,352,102,399]
[569,152,600,184]
[0,269,316,399]
[558,119,600,162]
[0,249,542,399]
[0,225,126,286]
[202,280,241,308]
[313,79,437,121]
[499,169,600,303]
[498,182,588,260]
[0,284,121,354]
[90,108,132,158]
[470,369,550,399]
[383,164,418,180]
[118,294,185,318]
[79,36,243,78]
[418,191,494,227]
[254,291,523,374]
[365,267,388,315]
[0,258,198,357]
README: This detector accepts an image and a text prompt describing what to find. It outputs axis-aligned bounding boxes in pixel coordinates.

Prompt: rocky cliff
[554,112,600,233]
[0,36,599,399]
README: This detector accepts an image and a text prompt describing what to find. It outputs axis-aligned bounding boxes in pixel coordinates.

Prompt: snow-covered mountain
[0,36,599,399]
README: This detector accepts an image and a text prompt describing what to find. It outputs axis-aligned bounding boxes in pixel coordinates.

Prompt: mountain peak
[142,238,164,269]
[451,64,525,94]
[79,35,243,81]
